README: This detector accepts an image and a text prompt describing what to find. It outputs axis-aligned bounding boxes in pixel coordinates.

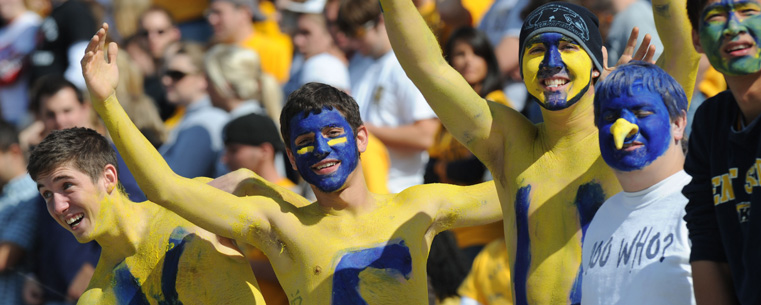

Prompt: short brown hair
[336,0,381,36]
[28,128,118,184]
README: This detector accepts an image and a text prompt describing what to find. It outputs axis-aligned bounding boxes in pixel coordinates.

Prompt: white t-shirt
[581,170,695,305]
[351,51,436,192]
[0,11,41,126]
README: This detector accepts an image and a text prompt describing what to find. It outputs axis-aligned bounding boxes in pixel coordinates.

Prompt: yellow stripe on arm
[95,95,275,245]
[653,0,700,105]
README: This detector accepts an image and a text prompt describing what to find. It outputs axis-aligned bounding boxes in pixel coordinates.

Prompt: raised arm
[653,0,700,102]
[418,180,503,234]
[379,0,535,164]
[81,24,283,247]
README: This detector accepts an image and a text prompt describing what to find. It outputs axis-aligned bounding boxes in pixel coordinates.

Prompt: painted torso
[490,102,621,305]
[253,190,444,304]
[79,206,264,305]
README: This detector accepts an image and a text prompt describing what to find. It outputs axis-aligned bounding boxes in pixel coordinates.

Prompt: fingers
[623,27,640,57]
[644,44,656,64]
[633,34,652,60]
[108,42,118,64]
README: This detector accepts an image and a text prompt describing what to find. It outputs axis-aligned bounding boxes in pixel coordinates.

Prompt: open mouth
[725,42,754,56]
[621,141,643,151]
[65,213,84,229]
[542,78,569,91]
[311,160,340,175]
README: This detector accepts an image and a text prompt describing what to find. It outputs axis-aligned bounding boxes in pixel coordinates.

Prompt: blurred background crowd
[0,0,726,304]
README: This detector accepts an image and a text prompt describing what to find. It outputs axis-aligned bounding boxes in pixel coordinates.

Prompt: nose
[50,193,70,216]
[610,117,639,150]
[313,136,331,157]
[538,44,564,79]
[723,12,747,37]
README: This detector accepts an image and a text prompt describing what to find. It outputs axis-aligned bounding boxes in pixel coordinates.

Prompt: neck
[95,192,152,262]
[726,71,761,124]
[257,162,283,184]
[311,168,373,216]
[539,92,598,146]
[234,24,255,44]
[226,98,245,112]
[614,143,685,192]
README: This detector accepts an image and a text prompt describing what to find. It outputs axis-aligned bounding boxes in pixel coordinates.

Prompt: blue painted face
[597,86,672,171]
[288,108,359,192]
[522,32,594,110]
[699,0,761,75]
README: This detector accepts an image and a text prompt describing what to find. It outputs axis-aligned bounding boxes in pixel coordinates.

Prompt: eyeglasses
[164,69,192,82]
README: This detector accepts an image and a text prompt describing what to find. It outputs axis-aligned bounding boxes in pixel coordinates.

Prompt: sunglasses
[164,69,193,82]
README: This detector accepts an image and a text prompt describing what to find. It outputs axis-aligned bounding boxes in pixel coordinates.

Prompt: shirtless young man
[379,0,699,303]
[29,127,266,304]
[81,24,502,304]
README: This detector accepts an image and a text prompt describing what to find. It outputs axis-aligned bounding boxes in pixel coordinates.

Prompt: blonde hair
[116,49,167,146]
[113,0,152,39]
[204,44,283,124]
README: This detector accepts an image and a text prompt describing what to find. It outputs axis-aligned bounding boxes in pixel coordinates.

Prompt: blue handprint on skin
[331,240,412,305]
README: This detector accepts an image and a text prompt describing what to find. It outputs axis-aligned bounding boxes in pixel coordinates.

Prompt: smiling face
[287,108,360,192]
[522,32,594,110]
[450,39,488,87]
[36,164,109,243]
[699,0,761,75]
[597,86,673,171]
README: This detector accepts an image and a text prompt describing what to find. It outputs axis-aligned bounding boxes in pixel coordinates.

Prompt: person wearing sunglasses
[159,41,229,179]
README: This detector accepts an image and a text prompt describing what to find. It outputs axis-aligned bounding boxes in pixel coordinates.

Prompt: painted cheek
[562,51,593,98]
[522,47,546,101]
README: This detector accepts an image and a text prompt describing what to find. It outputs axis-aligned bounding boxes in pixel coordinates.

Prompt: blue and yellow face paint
[699,0,761,75]
[596,85,672,171]
[289,108,360,192]
[522,32,594,110]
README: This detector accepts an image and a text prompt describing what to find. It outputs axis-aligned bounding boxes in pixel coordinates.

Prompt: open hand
[81,23,119,103]
[600,27,657,81]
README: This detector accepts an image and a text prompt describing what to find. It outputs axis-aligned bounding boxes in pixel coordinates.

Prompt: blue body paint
[568,182,605,304]
[513,185,532,305]
[289,108,359,192]
[112,227,191,304]
[597,86,672,171]
[114,263,150,305]
[159,227,191,305]
[332,240,412,305]
[525,33,592,110]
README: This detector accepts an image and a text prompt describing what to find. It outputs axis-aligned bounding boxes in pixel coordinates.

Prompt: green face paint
[700,0,761,75]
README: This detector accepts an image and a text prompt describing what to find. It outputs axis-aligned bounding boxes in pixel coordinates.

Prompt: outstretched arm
[421,181,503,234]
[379,0,535,166]
[653,0,700,103]
[81,24,283,247]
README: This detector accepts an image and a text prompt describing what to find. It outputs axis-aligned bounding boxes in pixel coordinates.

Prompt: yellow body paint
[521,39,594,106]
[611,118,639,149]
[77,193,265,304]
[92,90,503,305]
[376,0,699,302]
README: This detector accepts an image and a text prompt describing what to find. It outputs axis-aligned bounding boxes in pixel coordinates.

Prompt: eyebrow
[36,174,75,190]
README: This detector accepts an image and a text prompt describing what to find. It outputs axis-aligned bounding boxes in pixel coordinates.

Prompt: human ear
[692,29,704,53]
[355,125,369,153]
[102,164,118,194]
[672,110,688,142]
[285,148,297,170]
